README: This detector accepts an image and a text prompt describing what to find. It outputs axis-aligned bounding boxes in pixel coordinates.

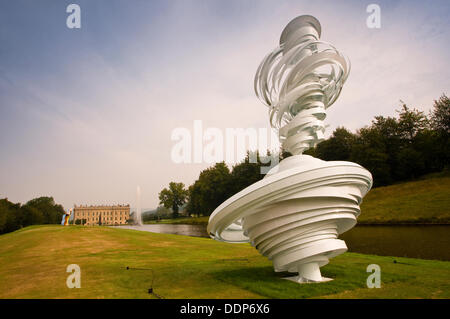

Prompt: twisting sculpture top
[208,15,372,283]
[254,15,350,155]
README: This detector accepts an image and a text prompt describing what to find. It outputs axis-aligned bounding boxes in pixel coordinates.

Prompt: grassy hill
[358,173,450,224]
[0,225,449,299]
[147,174,450,225]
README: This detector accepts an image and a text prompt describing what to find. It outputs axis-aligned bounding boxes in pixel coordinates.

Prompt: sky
[1,0,449,211]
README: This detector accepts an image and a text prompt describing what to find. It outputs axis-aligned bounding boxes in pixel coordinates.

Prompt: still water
[340,225,450,261]
[118,224,450,261]
[119,224,209,238]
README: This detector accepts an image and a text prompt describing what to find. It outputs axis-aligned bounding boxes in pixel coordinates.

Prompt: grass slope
[0,225,449,299]
[147,174,450,225]
[358,174,450,224]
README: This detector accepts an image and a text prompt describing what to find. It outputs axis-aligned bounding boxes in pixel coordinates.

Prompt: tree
[0,198,21,234]
[21,205,44,226]
[315,127,356,161]
[158,182,189,218]
[397,102,429,141]
[351,126,392,186]
[0,196,66,234]
[24,197,65,225]
[430,94,450,134]
[430,94,450,169]
[186,162,233,216]
[229,151,266,195]
[368,115,402,182]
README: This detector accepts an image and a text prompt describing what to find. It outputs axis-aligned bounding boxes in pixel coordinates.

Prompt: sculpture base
[283,262,333,284]
[207,155,373,283]
[283,276,333,284]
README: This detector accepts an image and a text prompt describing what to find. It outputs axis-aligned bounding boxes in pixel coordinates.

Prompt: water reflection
[118,224,209,237]
[340,225,450,261]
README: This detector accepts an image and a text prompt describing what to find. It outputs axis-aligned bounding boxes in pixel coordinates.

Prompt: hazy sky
[1,0,449,210]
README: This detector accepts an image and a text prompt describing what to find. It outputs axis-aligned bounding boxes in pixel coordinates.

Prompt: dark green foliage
[158,182,189,218]
[186,162,233,217]
[23,197,65,225]
[315,127,355,161]
[0,199,21,234]
[312,97,449,187]
[0,196,65,234]
[430,94,450,134]
[430,94,450,168]
[229,151,269,195]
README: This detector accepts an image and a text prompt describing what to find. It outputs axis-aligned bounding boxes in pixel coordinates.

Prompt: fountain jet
[135,186,143,226]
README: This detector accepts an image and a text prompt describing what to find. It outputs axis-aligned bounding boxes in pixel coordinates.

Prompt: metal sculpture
[255,15,350,155]
[61,209,72,226]
[207,15,372,283]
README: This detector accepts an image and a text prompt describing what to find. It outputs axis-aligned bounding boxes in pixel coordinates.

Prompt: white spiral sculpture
[255,15,350,155]
[208,15,372,283]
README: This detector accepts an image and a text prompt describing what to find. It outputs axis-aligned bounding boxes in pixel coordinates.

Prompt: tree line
[305,95,449,185]
[0,197,65,234]
[159,94,449,217]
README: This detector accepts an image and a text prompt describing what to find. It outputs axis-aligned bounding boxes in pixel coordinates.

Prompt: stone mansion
[73,204,130,226]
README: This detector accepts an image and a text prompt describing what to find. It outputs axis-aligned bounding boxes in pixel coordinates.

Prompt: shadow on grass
[210,262,407,299]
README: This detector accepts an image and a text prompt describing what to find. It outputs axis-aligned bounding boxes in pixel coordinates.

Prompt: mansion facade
[73,204,130,226]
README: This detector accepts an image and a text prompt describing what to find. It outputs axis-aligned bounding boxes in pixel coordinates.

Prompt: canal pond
[117,224,450,261]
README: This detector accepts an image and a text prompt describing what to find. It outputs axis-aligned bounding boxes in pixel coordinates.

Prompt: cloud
[0,0,449,209]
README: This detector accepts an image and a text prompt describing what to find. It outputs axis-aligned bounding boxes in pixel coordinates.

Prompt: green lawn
[0,225,449,299]
[147,174,450,225]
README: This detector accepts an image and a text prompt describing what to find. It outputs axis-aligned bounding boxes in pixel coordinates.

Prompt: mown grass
[147,174,450,225]
[0,225,449,299]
